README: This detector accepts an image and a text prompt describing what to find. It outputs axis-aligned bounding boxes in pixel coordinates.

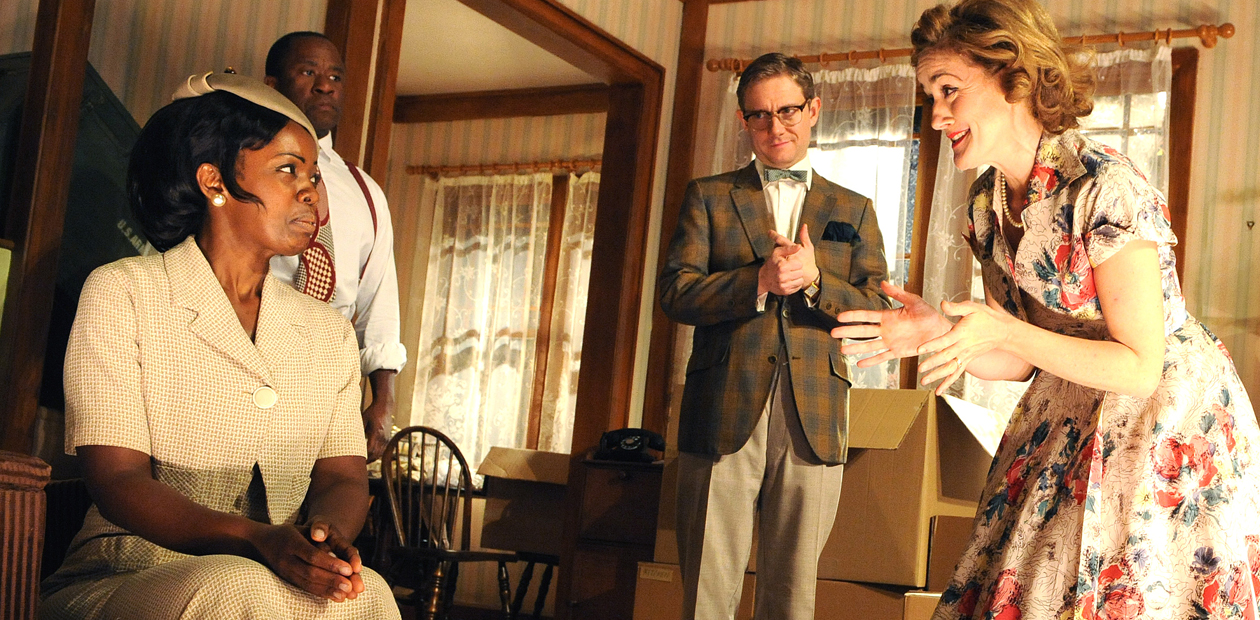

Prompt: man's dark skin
[265,36,397,462]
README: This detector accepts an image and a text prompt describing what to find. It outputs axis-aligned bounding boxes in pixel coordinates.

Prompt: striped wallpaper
[0,1,37,55]
[2,0,327,125]
[704,0,1226,57]
[559,0,683,66]
[704,0,1260,405]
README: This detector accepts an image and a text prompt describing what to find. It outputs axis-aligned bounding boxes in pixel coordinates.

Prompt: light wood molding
[406,158,601,177]
[642,0,708,440]
[527,175,571,450]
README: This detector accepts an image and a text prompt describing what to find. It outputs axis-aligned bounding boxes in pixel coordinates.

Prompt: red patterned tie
[294,207,335,302]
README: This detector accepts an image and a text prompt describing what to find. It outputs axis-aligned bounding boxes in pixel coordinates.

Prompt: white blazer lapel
[253,276,312,383]
[165,238,274,384]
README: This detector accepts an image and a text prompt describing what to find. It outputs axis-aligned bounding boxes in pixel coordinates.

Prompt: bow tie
[763,168,808,184]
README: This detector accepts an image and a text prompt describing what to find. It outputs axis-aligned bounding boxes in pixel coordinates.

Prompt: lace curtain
[922,45,1173,414]
[1079,46,1172,191]
[410,172,599,472]
[702,65,918,390]
[538,173,600,453]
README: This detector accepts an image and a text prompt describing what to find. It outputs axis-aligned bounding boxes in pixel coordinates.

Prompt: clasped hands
[830,280,1014,394]
[757,223,819,296]
[254,515,365,602]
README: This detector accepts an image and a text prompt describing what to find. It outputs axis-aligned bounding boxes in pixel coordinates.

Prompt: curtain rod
[705,22,1235,72]
[406,158,602,178]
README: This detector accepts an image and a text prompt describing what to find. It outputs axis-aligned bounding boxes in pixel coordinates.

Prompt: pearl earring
[211,194,226,207]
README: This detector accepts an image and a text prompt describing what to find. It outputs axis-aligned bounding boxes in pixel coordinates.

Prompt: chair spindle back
[382,426,475,552]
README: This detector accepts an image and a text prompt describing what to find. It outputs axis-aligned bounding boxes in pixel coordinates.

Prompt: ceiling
[396,0,600,96]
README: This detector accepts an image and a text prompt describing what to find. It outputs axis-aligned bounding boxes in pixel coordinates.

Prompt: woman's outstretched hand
[830,281,953,367]
[252,519,364,602]
[917,299,1015,394]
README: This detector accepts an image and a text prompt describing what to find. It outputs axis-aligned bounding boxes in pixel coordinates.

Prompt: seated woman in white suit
[39,72,400,620]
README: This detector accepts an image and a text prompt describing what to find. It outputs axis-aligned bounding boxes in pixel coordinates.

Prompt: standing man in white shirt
[264,31,407,462]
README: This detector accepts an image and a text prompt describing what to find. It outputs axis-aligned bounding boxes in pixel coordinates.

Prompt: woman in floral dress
[831,0,1260,618]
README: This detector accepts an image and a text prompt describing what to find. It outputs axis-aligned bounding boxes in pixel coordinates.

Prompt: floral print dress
[933,130,1260,620]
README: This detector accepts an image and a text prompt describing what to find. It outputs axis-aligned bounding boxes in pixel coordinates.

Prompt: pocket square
[822,221,860,243]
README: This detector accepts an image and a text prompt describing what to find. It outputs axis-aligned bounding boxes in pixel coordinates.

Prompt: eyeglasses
[742,102,810,131]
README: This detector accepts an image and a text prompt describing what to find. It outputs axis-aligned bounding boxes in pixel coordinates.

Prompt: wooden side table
[567,457,662,620]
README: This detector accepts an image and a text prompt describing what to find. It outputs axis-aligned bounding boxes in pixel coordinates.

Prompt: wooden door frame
[325,0,407,179]
[453,5,663,617]
[1168,46,1197,282]
[360,0,664,449]
[0,0,96,453]
[641,0,708,443]
[372,1,664,616]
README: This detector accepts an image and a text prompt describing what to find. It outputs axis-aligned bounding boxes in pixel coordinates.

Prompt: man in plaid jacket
[658,52,889,620]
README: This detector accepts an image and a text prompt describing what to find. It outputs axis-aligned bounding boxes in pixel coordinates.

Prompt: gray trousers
[676,363,845,620]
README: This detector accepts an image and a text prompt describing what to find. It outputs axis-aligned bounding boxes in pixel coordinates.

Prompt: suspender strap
[346,163,378,279]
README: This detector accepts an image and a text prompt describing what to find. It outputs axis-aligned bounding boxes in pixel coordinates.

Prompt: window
[809,136,917,287]
[1077,92,1169,189]
[410,172,600,475]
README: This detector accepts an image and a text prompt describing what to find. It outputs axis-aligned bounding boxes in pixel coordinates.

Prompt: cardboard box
[819,390,993,587]
[633,561,937,620]
[633,562,754,620]
[904,592,943,620]
[653,456,680,563]
[477,447,569,556]
[927,515,973,591]
[655,389,996,587]
[814,579,907,620]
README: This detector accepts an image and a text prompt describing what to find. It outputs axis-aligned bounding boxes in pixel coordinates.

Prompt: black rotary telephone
[594,428,666,463]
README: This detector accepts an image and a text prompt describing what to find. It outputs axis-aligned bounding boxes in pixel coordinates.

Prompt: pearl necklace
[995,171,1023,230]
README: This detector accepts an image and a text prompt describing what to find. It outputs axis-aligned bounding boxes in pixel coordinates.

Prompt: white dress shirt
[754,155,814,312]
[270,134,407,375]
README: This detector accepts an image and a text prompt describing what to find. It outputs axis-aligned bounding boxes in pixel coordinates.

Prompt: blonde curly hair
[910,0,1095,134]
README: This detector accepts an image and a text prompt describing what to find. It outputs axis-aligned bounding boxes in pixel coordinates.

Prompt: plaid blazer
[659,163,890,465]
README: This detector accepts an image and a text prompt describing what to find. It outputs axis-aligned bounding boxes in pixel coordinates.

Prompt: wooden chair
[510,550,560,620]
[380,426,516,620]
